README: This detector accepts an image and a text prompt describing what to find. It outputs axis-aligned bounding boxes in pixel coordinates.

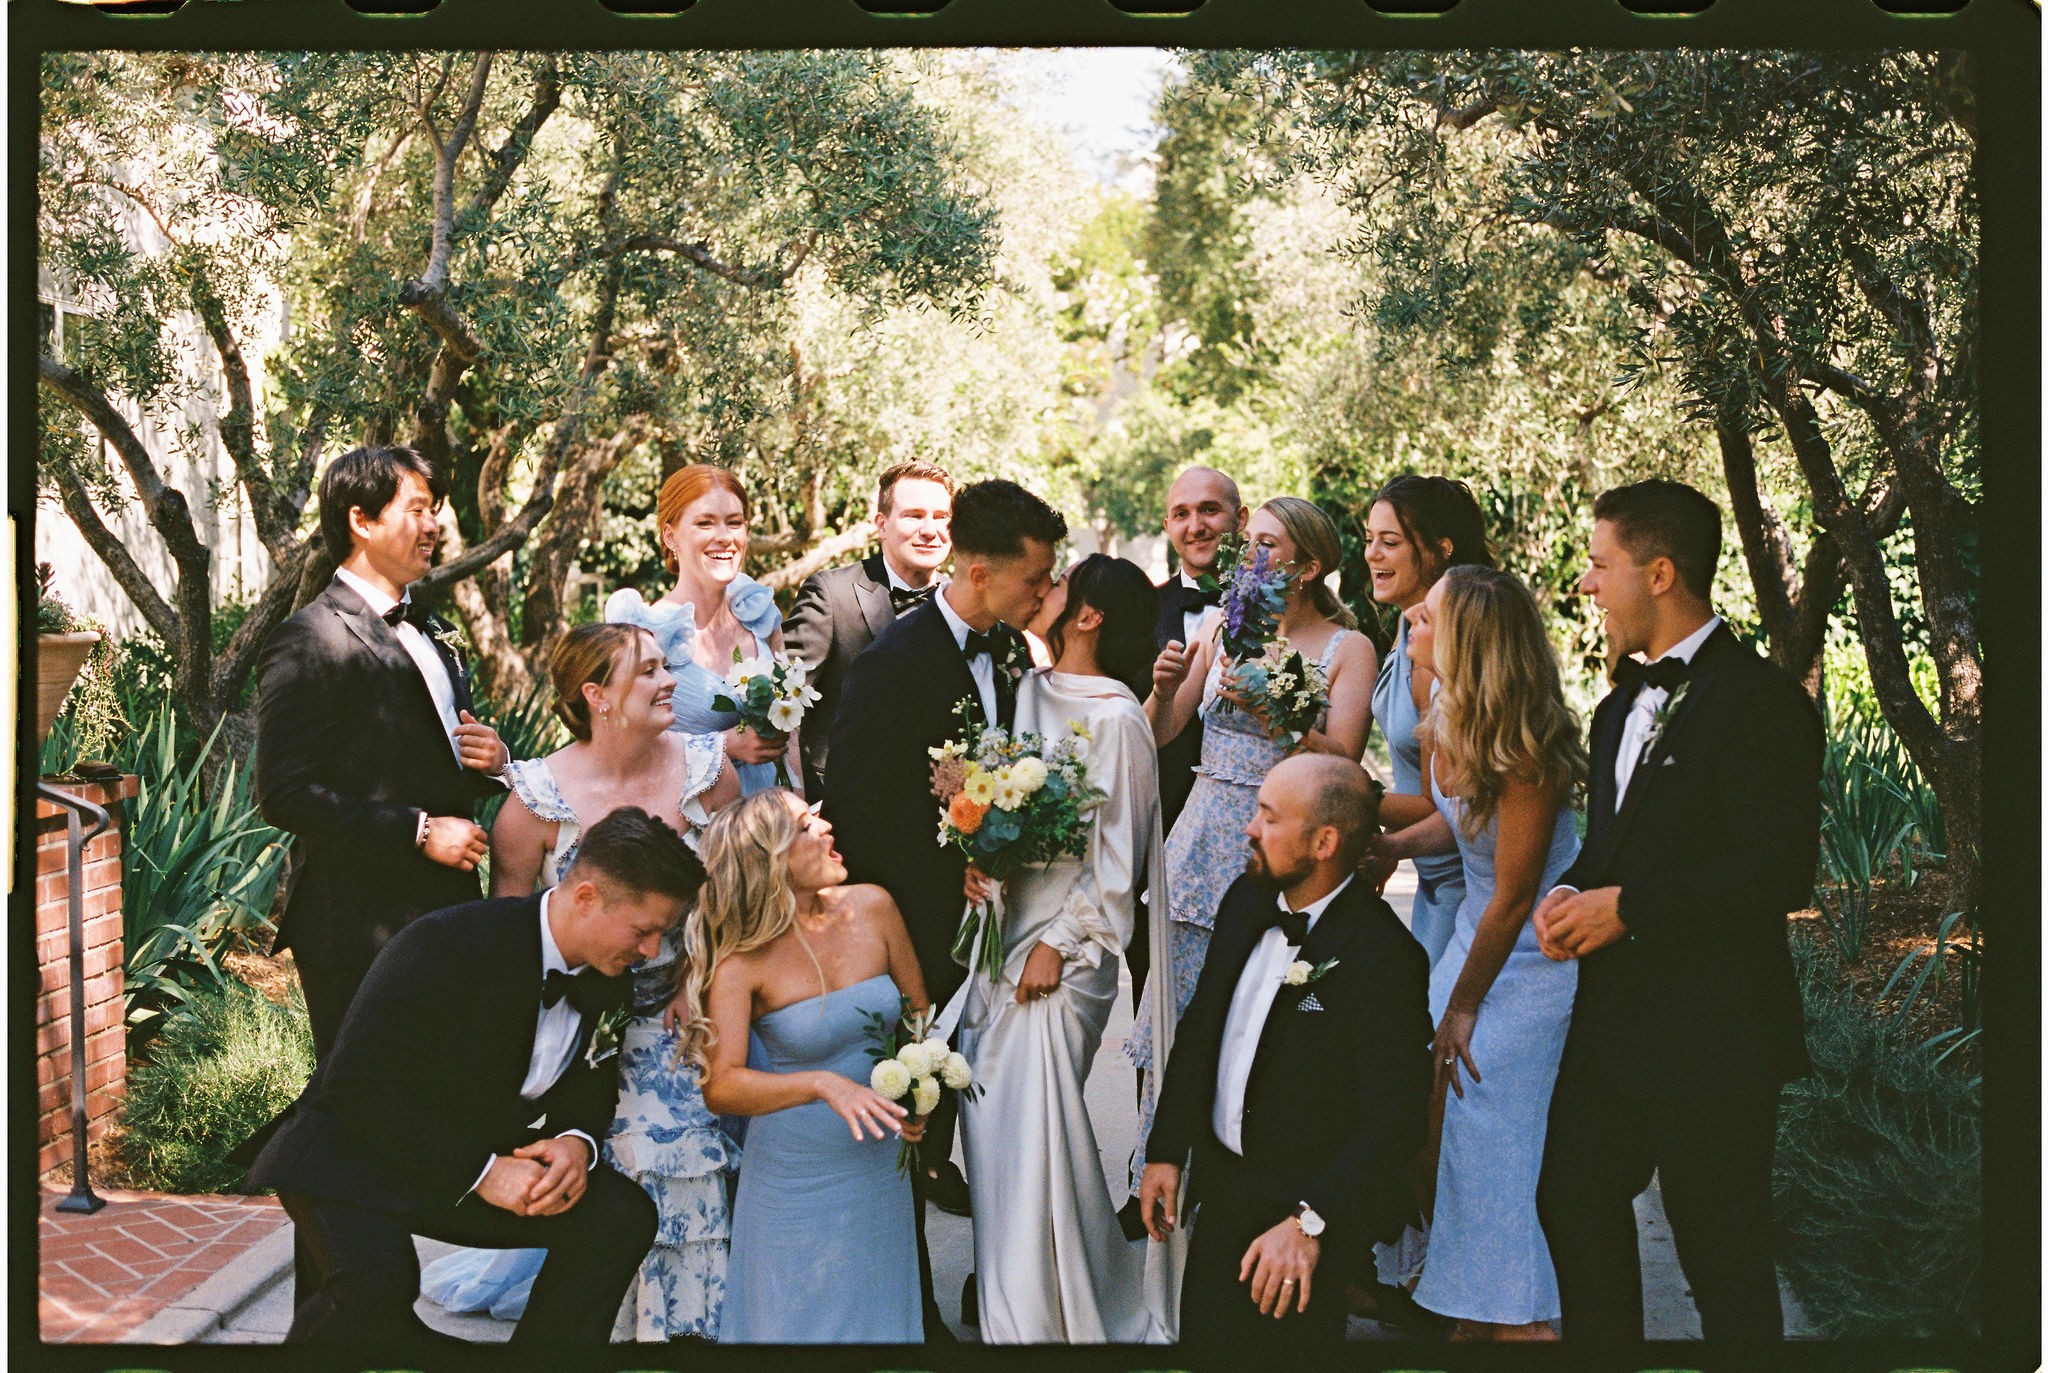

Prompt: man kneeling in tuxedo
[1140,755,1433,1347]
[241,806,703,1343]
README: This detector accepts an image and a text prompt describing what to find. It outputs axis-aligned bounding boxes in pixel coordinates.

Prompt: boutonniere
[1283,957,1339,987]
[427,618,471,660]
[1644,681,1691,760]
[996,633,1032,683]
[584,1003,633,1069]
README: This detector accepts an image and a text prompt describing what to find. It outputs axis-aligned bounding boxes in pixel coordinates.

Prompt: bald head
[1279,754,1379,864]
[1247,754,1380,895]
[1164,466,1247,577]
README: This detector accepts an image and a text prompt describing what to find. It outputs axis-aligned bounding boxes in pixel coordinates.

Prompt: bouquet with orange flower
[929,700,1103,982]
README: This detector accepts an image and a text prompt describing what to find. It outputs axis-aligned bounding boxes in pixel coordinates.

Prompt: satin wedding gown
[952,669,1168,1343]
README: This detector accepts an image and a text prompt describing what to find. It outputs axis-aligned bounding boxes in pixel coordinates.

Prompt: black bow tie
[1262,905,1310,947]
[1171,581,1222,611]
[1615,655,1691,696]
[381,597,432,632]
[890,585,935,615]
[963,627,1001,662]
[541,968,624,1019]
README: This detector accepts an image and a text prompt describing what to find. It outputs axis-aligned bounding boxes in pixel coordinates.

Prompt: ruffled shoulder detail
[724,574,781,641]
[678,733,727,838]
[508,757,577,824]
[605,588,697,666]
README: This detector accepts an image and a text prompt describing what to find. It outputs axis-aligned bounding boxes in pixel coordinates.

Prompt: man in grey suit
[784,460,955,798]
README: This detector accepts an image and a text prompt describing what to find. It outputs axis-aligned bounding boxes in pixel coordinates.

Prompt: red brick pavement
[38,1182,287,1342]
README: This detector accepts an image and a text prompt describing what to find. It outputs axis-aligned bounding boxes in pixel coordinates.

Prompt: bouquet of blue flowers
[1195,534,1292,713]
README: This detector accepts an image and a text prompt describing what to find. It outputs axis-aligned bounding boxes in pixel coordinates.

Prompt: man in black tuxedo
[257,444,510,1061]
[242,807,703,1344]
[1139,755,1433,1348]
[784,460,955,799]
[1533,480,1821,1344]
[824,477,1066,1329]
[1153,465,1247,836]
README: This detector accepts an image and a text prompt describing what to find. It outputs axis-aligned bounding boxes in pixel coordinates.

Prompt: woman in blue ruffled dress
[605,464,798,799]
[419,622,742,1340]
[1125,497,1378,1198]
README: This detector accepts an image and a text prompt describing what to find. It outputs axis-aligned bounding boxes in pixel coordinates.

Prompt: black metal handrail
[37,782,112,1215]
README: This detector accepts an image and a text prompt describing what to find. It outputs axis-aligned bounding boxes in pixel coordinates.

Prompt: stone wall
[35,776,136,1175]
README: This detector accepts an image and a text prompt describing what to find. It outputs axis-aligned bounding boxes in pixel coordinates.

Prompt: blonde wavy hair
[1418,565,1588,838]
[1259,496,1357,630]
[673,789,821,1077]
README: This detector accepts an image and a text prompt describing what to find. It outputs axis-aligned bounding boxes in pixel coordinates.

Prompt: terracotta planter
[37,631,100,747]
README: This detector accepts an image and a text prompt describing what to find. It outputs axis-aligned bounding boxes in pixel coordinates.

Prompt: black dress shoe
[1369,1282,1449,1337]
[1116,1196,1149,1243]
[960,1273,979,1327]
[923,1160,973,1217]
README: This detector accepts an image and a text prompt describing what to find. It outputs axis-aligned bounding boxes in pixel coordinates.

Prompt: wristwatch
[1291,1201,1325,1239]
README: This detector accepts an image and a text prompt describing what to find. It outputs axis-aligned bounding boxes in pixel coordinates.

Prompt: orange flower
[948,792,990,835]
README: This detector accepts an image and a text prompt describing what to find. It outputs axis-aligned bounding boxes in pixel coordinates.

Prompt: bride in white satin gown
[952,555,1166,1344]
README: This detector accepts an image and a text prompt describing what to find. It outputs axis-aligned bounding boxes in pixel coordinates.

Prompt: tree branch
[48,463,180,647]
[211,539,313,708]
[186,264,300,562]
[754,525,876,594]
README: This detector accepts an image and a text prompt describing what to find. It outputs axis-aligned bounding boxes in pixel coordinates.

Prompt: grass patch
[119,980,313,1195]
[1773,934,1980,1339]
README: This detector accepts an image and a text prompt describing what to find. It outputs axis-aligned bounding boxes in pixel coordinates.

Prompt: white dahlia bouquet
[860,997,980,1175]
[710,646,819,787]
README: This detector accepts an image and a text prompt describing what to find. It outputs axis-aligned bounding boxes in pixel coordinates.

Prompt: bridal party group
[235,442,1822,1349]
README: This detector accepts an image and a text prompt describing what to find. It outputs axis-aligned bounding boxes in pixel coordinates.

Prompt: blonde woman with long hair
[1376,565,1586,1341]
[1128,495,1378,1198]
[676,789,929,1343]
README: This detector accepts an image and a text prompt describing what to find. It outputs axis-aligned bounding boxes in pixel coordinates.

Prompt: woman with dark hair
[1365,475,1494,969]
[419,622,742,1340]
[951,554,1165,1342]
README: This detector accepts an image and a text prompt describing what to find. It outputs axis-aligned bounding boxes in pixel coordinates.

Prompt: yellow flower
[963,769,998,806]
[1068,719,1091,741]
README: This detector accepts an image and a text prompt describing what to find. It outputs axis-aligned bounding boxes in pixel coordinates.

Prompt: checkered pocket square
[1297,992,1326,1012]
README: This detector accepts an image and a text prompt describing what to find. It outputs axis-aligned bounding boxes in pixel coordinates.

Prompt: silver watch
[1292,1201,1325,1238]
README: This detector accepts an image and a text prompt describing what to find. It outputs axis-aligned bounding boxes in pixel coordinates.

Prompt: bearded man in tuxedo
[824,477,1066,1334]
[1139,754,1432,1348]
[783,460,955,799]
[242,808,703,1344]
[1533,480,1821,1345]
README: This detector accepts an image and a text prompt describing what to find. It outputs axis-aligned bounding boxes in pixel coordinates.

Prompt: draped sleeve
[1037,697,1161,969]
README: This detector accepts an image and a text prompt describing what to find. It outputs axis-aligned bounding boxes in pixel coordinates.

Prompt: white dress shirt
[881,558,940,598]
[934,584,1001,725]
[1212,873,1355,1156]
[1176,569,1221,649]
[469,888,598,1194]
[1612,615,1720,807]
[335,566,462,763]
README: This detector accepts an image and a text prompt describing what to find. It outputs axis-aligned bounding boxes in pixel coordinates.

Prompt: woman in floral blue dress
[1125,497,1378,1195]
[605,464,798,799]
[419,623,740,1339]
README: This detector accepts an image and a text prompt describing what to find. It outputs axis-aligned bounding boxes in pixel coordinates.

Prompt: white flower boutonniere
[428,618,471,659]
[1283,957,1339,987]
[584,1003,633,1070]
[1644,681,1691,759]
[996,633,1033,683]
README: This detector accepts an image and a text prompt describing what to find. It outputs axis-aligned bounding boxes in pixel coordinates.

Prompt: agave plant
[121,707,291,1051]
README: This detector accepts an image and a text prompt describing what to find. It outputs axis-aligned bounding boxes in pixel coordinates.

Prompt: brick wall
[35,776,137,1175]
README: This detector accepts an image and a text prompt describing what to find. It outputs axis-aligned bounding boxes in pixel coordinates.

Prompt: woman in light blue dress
[1378,566,1586,1341]
[1363,475,1494,969]
[419,623,741,1339]
[677,790,929,1343]
[606,464,798,798]
[1126,497,1378,1197]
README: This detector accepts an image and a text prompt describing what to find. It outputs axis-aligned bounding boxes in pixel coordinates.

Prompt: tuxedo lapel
[1247,895,1361,1094]
[498,896,548,1097]
[853,555,892,643]
[1600,626,1732,866]
[907,601,984,728]
[326,581,453,733]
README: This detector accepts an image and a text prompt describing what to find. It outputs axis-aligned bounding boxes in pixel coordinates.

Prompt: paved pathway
[183,862,1806,1344]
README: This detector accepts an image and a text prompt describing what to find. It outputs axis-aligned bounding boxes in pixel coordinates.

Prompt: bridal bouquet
[861,998,980,1175]
[1196,534,1292,713]
[930,704,1104,982]
[1233,639,1330,749]
[710,646,818,787]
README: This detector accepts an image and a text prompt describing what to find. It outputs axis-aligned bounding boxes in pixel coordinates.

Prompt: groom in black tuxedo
[257,444,510,1061]
[1534,480,1821,1344]
[242,807,703,1344]
[1140,755,1432,1348]
[824,477,1066,1328]
[784,460,955,799]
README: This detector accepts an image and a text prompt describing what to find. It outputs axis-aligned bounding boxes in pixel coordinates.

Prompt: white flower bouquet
[929,703,1104,982]
[860,997,980,1175]
[1231,637,1330,749]
[711,646,819,787]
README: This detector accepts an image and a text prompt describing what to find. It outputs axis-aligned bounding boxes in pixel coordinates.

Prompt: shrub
[1773,934,1981,1339]
[1814,704,1942,960]
[119,980,313,1195]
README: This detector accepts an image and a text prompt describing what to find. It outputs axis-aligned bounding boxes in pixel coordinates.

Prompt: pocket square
[1297,993,1326,1012]
[1661,755,1677,766]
